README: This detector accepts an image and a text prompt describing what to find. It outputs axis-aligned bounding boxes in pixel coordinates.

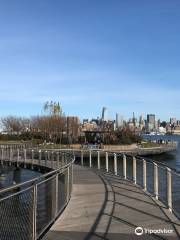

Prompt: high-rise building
[139,114,145,129]
[170,118,177,125]
[116,113,123,128]
[147,114,156,131]
[147,114,155,125]
[102,107,108,121]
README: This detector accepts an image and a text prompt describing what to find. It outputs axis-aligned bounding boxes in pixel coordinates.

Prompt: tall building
[102,107,108,122]
[170,118,177,125]
[116,113,123,128]
[139,114,145,129]
[147,114,156,131]
[147,114,155,125]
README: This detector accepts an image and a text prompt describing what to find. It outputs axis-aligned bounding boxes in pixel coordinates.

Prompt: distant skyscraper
[147,114,156,130]
[170,118,177,125]
[147,114,155,124]
[116,113,123,128]
[102,107,108,121]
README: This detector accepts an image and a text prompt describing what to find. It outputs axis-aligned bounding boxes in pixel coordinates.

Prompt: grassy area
[140,141,161,148]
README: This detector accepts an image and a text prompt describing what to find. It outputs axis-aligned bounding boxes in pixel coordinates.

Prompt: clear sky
[0,0,180,121]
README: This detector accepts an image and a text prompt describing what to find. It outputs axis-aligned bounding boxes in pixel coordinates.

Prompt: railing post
[45,151,48,167]
[97,151,100,169]
[31,149,34,169]
[167,167,172,212]
[55,173,58,217]
[67,167,70,202]
[153,162,158,200]
[106,152,109,172]
[143,159,147,191]
[89,150,92,168]
[1,149,3,164]
[24,149,27,168]
[9,148,12,165]
[32,184,37,240]
[39,150,41,168]
[81,151,84,166]
[133,156,136,184]
[71,161,74,192]
[9,148,12,162]
[56,152,59,169]
[123,154,127,179]
[51,152,54,168]
[17,149,19,167]
[114,153,117,175]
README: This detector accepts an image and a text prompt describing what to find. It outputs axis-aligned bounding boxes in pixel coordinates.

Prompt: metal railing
[0,147,179,239]
[0,148,75,240]
[77,149,180,220]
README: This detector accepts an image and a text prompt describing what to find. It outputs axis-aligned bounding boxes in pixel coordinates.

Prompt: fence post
[167,167,172,212]
[97,151,100,169]
[67,167,70,202]
[81,151,84,166]
[114,153,117,175]
[24,149,27,168]
[106,152,109,172]
[51,152,54,168]
[1,149,3,164]
[89,150,92,168]
[56,152,59,169]
[55,173,58,217]
[45,151,48,167]
[39,150,41,169]
[9,148,12,165]
[123,154,127,179]
[17,149,19,167]
[143,159,147,191]
[31,149,34,169]
[133,156,136,184]
[153,163,158,200]
[32,184,37,240]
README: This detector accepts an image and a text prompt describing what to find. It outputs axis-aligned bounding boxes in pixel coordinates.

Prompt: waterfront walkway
[44,165,180,240]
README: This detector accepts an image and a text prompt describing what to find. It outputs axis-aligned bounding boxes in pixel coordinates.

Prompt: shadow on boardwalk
[44,165,180,240]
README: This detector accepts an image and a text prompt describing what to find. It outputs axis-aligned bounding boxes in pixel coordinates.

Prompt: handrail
[0,146,179,240]
[0,147,75,240]
[73,148,180,220]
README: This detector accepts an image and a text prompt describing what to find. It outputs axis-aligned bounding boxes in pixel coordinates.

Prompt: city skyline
[0,1,180,120]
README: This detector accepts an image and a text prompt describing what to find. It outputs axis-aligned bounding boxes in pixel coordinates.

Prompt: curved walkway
[44,165,180,240]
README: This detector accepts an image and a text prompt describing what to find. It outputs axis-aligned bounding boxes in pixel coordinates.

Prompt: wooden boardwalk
[44,165,180,240]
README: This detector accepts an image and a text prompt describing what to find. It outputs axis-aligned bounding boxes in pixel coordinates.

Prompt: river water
[0,165,42,189]
[142,134,180,171]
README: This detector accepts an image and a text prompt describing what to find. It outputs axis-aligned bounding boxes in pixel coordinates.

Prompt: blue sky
[0,0,180,121]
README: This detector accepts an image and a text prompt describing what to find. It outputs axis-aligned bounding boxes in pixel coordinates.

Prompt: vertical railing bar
[143,159,147,191]
[67,166,70,202]
[106,152,109,172]
[154,163,158,200]
[55,173,58,217]
[133,156,136,184]
[167,167,172,212]
[32,183,37,240]
[114,153,117,175]
[97,151,100,169]
[123,154,127,179]
[81,150,84,166]
[89,150,92,168]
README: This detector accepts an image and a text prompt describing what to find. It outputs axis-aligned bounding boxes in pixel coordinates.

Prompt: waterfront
[0,166,42,189]
[142,134,180,171]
